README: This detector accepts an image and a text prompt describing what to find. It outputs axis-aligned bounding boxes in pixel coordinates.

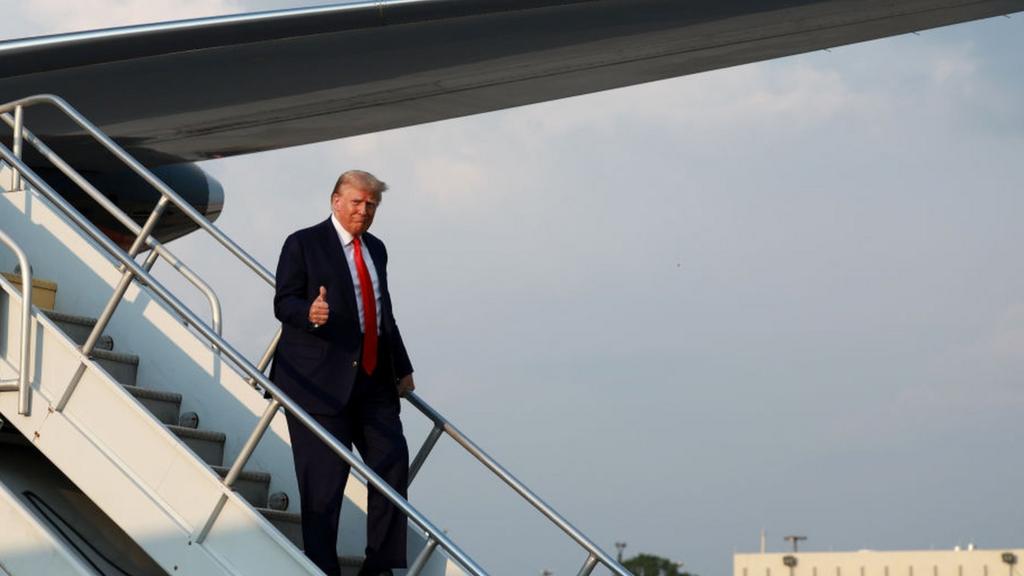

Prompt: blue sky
[3,4,1024,575]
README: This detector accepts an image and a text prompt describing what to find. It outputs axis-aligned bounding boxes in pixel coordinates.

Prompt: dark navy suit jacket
[271,218,413,415]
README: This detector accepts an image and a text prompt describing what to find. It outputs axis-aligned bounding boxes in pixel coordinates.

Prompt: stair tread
[125,386,182,403]
[338,556,363,567]
[166,424,226,442]
[210,465,271,483]
[43,310,114,350]
[42,310,98,326]
[258,509,366,563]
[91,348,139,365]
[257,507,300,522]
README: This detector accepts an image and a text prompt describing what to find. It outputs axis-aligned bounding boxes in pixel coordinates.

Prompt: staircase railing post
[576,554,599,576]
[153,250,222,335]
[250,328,281,384]
[83,195,169,354]
[11,104,22,190]
[141,248,160,272]
[16,246,30,415]
[55,196,170,411]
[0,230,33,415]
[407,537,439,576]
[409,424,443,484]
[225,399,281,490]
[194,398,282,544]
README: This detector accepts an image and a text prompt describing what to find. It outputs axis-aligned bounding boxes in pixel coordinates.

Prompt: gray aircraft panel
[1,0,1023,168]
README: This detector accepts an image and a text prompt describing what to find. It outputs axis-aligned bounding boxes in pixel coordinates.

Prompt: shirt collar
[330,213,355,246]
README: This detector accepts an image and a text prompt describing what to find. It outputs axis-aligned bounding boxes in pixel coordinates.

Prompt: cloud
[931,47,978,85]
[410,155,488,205]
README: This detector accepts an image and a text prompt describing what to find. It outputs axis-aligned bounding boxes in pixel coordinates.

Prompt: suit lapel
[319,218,358,319]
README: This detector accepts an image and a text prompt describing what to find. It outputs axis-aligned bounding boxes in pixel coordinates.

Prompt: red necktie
[352,236,377,375]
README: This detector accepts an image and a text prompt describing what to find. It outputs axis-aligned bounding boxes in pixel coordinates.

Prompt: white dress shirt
[331,214,382,335]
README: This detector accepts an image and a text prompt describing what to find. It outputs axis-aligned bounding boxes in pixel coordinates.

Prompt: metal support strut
[11,105,22,190]
[407,537,439,576]
[0,230,32,415]
[576,554,599,576]
[194,398,282,544]
[409,424,443,484]
[55,196,170,412]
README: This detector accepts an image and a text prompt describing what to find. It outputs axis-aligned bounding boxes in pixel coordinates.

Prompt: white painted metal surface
[0,478,96,576]
[0,162,12,191]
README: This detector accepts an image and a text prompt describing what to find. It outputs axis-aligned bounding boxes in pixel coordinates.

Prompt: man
[271,170,415,576]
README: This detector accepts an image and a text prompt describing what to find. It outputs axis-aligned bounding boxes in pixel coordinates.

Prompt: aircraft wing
[2,0,1023,168]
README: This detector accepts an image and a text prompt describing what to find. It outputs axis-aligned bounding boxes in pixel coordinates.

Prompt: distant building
[735,548,1022,576]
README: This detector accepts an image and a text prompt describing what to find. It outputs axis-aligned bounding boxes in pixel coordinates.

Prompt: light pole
[1002,552,1017,576]
[615,541,628,563]
[784,535,807,553]
[783,554,798,576]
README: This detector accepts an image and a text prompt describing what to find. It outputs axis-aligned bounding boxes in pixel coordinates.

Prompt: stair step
[211,465,271,508]
[167,425,225,466]
[260,508,303,548]
[257,510,363,573]
[91,348,138,386]
[124,386,181,425]
[43,310,114,350]
[339,555,364,575]
[338,556,363,568]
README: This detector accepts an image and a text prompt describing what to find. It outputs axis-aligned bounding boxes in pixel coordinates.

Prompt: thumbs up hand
[309,285,329,327]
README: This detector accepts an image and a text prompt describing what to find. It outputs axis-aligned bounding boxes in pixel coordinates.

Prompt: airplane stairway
[0,281,367,574]
[0,215,336,574]
[0,113,447,573]
[40,308,322,553]
[0,94,632,576]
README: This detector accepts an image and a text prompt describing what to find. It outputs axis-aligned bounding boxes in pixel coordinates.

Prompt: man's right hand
[309,285,329,327]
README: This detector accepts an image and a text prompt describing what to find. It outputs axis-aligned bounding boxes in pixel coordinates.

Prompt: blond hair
[333,170,388,197]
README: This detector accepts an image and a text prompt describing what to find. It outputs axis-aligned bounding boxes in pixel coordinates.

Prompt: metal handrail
[0,230,33,416]
[0,142,487,576]
[405,393,626,575]
[0,95,274,285]
[0,110,223,336]
[0,94,632,576]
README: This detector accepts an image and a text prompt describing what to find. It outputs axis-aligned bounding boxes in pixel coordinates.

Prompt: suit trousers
[285,369,409,576]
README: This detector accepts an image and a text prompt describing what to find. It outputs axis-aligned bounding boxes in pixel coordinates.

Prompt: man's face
[332,184,380,236]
